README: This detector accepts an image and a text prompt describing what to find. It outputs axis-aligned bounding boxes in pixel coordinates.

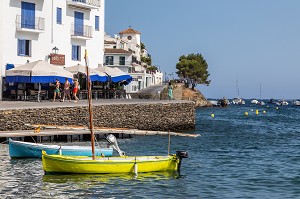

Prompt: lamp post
[52,46,59,54]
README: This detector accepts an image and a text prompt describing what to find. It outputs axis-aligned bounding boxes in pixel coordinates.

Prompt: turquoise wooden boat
[9,138,113,158]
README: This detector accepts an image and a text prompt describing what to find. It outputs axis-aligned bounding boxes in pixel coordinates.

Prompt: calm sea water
[1,102,300,198]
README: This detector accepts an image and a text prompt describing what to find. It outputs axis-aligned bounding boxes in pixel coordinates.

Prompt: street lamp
[52,46,59,54]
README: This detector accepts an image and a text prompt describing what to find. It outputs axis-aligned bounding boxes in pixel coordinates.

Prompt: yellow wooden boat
[42,51,189,175]
[42,150,188,174]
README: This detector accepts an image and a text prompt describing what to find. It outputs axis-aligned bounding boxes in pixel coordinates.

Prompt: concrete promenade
[0,99,192,110]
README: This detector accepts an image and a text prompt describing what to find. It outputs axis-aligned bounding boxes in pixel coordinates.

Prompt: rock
[167,83,212,107]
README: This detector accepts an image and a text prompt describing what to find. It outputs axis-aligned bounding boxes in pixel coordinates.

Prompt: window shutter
[57,8,62,24]
[18,39,25,56]
[72,45,77,60]
[21,2,35,29]
[95,16,99,31]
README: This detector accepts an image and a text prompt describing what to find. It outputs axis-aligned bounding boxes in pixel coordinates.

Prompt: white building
[104,28,163,93]
[0,0,105,99]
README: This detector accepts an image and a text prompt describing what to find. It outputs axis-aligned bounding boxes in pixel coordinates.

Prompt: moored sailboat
[9,138,113,158]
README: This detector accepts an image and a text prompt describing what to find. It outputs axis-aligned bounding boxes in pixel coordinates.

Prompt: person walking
[62,78,71,102]
[72,78,79,102]
[168,82,173,100]
[53,79,61,102]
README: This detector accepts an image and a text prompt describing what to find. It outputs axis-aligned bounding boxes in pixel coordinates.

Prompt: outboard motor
[106,134,125,156]
[176,150,188,172]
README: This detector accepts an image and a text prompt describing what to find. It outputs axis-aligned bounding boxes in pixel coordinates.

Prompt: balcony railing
[67,0,101,10]
[71,23,93,40]
[15,15,45,33]
[104,60,132,66]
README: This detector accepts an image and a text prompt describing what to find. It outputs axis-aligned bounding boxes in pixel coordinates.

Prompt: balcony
[15,15,45,33]
[104,60,132,67]
[71,24,93,40]
[67,0,101,10]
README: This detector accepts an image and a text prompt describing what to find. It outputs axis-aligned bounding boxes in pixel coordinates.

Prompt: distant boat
[251,99,259,104]
[232,76,245,105]
[9,138,113,158]
[251,99,265,106]
[276,99,289,106]
[251,84,265,105]
[208,100,220,106]
[209,98,229,107]
[232,98,245,105]
[293,100,300,106]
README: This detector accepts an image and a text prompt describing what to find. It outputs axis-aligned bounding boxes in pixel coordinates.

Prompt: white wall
[0,0,105,99]
[1,0,105,72]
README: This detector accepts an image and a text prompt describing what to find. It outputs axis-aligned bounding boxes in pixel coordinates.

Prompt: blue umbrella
[94,66,132,83]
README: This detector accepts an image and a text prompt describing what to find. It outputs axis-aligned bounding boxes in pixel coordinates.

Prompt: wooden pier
[0,125,200,143]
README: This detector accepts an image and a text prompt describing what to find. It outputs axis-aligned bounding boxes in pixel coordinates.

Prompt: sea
[0,101,300,199]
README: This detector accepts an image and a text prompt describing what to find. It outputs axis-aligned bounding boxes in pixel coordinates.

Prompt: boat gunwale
[43,153,177,165]
[9,139,113,152]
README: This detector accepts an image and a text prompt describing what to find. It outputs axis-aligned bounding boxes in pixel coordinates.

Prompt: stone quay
[0,99,195,142]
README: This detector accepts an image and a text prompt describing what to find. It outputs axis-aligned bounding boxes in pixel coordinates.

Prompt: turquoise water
[1,103,300,198]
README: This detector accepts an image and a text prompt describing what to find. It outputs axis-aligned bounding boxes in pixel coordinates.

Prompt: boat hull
[42,151,180,174]
[9,139,113,158]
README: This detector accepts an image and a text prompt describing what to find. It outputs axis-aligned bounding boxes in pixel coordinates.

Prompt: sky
[105,0,300,99]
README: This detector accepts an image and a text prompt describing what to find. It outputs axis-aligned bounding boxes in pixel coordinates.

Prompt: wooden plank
[0,124,200,138]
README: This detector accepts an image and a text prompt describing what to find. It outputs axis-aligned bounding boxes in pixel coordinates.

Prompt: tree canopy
[176,53,210,89]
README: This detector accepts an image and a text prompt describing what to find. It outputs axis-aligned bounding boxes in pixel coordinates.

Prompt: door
[21,2,35,29]
[74,11,84,36]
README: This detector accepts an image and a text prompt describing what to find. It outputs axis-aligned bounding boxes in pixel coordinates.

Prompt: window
[95,16,99,31]
[72,45,81,61]
[21,2,35,29]
[119,56,125,65]
[105,56,114,65]
[18,39,31,56]
[56,8,62,24]
[74,11,84,36]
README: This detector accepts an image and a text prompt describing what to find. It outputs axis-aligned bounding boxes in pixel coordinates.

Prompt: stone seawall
[0,102,195,131]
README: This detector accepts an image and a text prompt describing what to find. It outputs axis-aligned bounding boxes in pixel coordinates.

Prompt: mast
[260,83,262,100]
[85,49,95,160]
[236,75,240,97]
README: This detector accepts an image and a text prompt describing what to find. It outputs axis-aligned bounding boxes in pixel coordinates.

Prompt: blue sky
[105,0,300,99]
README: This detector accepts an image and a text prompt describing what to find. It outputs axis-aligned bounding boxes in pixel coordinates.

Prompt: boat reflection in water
[42,171,181,184]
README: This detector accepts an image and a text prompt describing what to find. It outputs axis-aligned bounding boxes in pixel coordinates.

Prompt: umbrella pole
[38,83,41,102]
